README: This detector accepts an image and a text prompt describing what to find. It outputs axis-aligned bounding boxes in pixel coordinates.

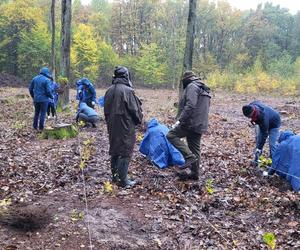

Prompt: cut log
[41,123,78,139]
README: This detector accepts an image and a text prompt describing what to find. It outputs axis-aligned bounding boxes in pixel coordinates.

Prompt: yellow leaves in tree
[71,24,99,82]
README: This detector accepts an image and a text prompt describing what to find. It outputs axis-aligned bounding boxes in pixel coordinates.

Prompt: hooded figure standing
[29,67,53,130]
[242,101,281,165]
[104,66,143,188]
[167,71,211,181]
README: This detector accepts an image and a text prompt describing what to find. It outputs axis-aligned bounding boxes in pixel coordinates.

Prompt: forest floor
[0,87,300,250]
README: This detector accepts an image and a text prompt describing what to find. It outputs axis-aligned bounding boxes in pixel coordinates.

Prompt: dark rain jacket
[178,77,211,134]
[29,67,53,103]
[104,77,143,157]
[250,101,281,150]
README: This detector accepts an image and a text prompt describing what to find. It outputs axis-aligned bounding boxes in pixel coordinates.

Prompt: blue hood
[278,130,295,143]
[81,78,93,87]
[147,118,159,129]
[39,67,52,79]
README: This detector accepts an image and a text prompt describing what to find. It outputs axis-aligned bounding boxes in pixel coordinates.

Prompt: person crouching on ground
[167,71,211,181]
[104,66,143,188]
[29,67,54,131]
[242,101,281,166]
[76,102,100,128]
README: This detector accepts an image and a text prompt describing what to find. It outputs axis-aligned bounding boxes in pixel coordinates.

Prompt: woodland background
[1,0,300,94]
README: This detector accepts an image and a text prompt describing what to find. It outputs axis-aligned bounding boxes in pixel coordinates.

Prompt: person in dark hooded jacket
[104,66,143,188]
[167,71,211,181]
[29,67,53,130]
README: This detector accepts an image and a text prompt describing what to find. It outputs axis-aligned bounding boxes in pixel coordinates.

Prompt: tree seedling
[205,178,215,195]
[262,232,276,250]
[103,181,113,193]
[70,209,84,222]
[258,155,272,169]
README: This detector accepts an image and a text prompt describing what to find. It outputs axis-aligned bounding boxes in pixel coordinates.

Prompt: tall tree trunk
[179,0,197,98]
[51,0,56,81]
[60,0,72,109]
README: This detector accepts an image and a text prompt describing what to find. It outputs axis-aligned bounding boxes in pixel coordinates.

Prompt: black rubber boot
[190,160,199,180]
[116,157,136,188]
[111,156,119,183]
[177,160,199,181]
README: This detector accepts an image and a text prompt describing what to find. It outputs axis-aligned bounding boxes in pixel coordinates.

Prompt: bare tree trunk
[51,0,56,81]
[60,0,72,108]
[179,0,197,98]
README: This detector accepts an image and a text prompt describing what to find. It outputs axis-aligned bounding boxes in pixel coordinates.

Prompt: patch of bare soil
[0,88,300,249]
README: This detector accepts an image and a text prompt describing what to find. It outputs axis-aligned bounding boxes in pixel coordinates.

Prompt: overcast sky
[81,0,300,14]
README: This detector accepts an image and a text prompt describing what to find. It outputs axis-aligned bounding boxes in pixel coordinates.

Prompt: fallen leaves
[0,88,300,249]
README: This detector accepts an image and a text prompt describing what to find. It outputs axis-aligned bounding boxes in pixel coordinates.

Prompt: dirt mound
[0,73,26,87]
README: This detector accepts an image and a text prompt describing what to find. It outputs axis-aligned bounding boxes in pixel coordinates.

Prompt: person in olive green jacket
[167,71,211,181]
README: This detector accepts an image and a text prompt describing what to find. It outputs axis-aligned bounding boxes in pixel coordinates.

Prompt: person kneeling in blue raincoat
[139,118,185,168]
[265,130,300,192]
[76,102,100,128]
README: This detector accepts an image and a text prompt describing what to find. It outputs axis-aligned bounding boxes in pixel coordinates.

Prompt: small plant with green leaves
[12,121,26,130]
[70,209,84,222]
[79,138,95,169]
[262,232,276,250]
[102,181,113,193]
[205,178,215,195]
[258,155,272,169]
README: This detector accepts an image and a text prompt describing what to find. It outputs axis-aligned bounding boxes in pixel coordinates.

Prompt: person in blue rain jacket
[76,102,100,128]
[47,81,60,119]
[76,78,96,109]
[139,118,185,168]
[267,131,300,192]
[29,67,53,130]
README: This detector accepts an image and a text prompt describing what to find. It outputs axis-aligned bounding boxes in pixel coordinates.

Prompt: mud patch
[86,205,153,249]
[0,204,51,232]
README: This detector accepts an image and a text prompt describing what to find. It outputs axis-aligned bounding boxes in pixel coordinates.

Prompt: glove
[92,101,95,106]
[254,148,262,163]
[172,121,180,129]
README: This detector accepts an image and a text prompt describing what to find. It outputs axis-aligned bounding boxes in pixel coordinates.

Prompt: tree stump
[41,123,78,139]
